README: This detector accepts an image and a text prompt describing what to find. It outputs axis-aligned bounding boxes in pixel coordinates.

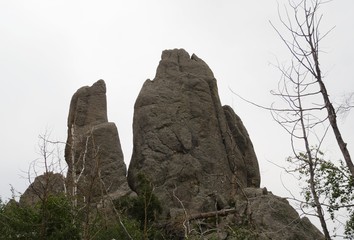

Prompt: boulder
[128,49,261,217]
[19,172,65,205]
[236,188,324,240]
[179,188,324,240]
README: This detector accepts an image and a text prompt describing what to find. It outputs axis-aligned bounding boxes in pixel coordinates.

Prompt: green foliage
[345,213,354,239]
[228,226,258,240]
[117,193,161,228]
[317,160,354,238]
[40,194,80,239]
[318,160,354,213]
[114,173,163,239]
[0,195,80,240]
[116,174,162,224]
[0,198,39,239]
[92,218,143,240]
[0,173,165,240]
[287,147,354,238]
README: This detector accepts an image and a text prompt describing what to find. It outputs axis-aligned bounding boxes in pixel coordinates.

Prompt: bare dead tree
[266,0,354,238]
[67,126,134,240]
[270,54,331,238]
[13,128,134,239]
[21,131,68,239]
[228,1,354,237]
[269,0,354,177]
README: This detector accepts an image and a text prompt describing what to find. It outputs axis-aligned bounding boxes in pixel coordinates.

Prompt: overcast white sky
[1,0,353,235]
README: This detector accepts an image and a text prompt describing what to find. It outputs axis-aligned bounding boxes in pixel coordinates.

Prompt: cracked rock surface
[64,80,131,201]
[18,50,324,239]
[128,49,261,217]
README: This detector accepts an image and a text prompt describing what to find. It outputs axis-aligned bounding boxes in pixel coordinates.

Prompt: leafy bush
[92,218,143,240]
[114,173,164,239]
[0,195,80,240]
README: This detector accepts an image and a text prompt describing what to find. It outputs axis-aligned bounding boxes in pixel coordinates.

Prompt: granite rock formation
[64,80,131,201]
[18,49,324,239]
[128,49,261,217]
[127,49,323,239]
[19,172,65,205]
[234,188,324,240]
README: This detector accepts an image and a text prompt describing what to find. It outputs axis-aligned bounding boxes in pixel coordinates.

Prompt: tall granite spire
[64,80,130,202]
[128,49,260,217]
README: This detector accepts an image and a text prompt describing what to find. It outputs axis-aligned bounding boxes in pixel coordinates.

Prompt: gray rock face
[127,49,322,238]
[128,49,261,217]
[179,188,324,240]
[223,106,260,188]
[19,172,65,205]
[17,50,322,239]
[239,188,324,240]
[64,80,130,201]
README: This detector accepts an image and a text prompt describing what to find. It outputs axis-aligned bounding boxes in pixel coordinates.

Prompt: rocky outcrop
[168,188,324,239]
[128,49,261,218]
[64,80,131,201]
[127,49,323,239]
[19,172,65,205]
[236,188,324,240]
[18,49,323,239]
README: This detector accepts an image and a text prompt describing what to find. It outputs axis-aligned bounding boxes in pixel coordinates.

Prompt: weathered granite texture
[19,172,65,205]
[18,49,324,239]
[64,80,131,201]
[128,49,261,218]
